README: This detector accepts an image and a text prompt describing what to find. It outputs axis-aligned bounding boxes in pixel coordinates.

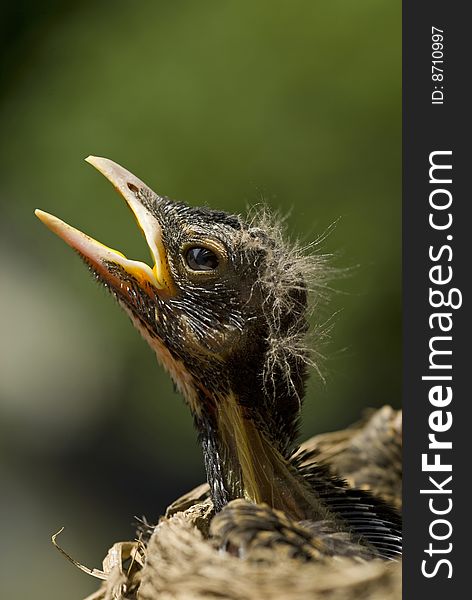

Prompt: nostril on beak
[127,182,140,196]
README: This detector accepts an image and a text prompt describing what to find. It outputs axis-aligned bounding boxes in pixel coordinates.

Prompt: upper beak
[35,156,173,294]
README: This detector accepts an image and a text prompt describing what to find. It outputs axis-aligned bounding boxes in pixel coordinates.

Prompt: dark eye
[185,247,219,271]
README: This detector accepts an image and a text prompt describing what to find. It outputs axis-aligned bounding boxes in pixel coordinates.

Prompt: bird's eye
[185,247,219,271]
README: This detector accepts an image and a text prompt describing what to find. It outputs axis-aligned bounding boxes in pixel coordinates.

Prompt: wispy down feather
[241,206,340,408]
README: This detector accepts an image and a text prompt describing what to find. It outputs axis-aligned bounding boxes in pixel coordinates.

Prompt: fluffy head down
[243,208,333,401]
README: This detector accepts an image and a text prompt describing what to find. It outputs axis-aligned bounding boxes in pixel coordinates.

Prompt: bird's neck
[197,391,331,522]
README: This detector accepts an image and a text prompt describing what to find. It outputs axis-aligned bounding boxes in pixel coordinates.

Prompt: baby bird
[36,157,401,563]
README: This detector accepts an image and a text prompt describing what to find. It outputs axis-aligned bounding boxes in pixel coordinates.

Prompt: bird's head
[37,157,327,508]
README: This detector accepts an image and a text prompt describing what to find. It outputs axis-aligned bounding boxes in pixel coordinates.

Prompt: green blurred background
[0,1,400,597]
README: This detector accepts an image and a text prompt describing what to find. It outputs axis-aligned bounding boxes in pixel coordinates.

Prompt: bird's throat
[143,331,329,522]
[202,392,331,522]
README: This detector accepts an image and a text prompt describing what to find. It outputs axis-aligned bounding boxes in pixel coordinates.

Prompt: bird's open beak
[35,156,174,295]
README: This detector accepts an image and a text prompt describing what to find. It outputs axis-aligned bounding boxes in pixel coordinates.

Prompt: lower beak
[35,156,173,294]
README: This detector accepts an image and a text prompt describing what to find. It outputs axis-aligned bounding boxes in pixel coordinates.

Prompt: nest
[76,499,400,600]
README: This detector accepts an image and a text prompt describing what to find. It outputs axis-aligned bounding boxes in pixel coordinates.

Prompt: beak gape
[35,156,173,293]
